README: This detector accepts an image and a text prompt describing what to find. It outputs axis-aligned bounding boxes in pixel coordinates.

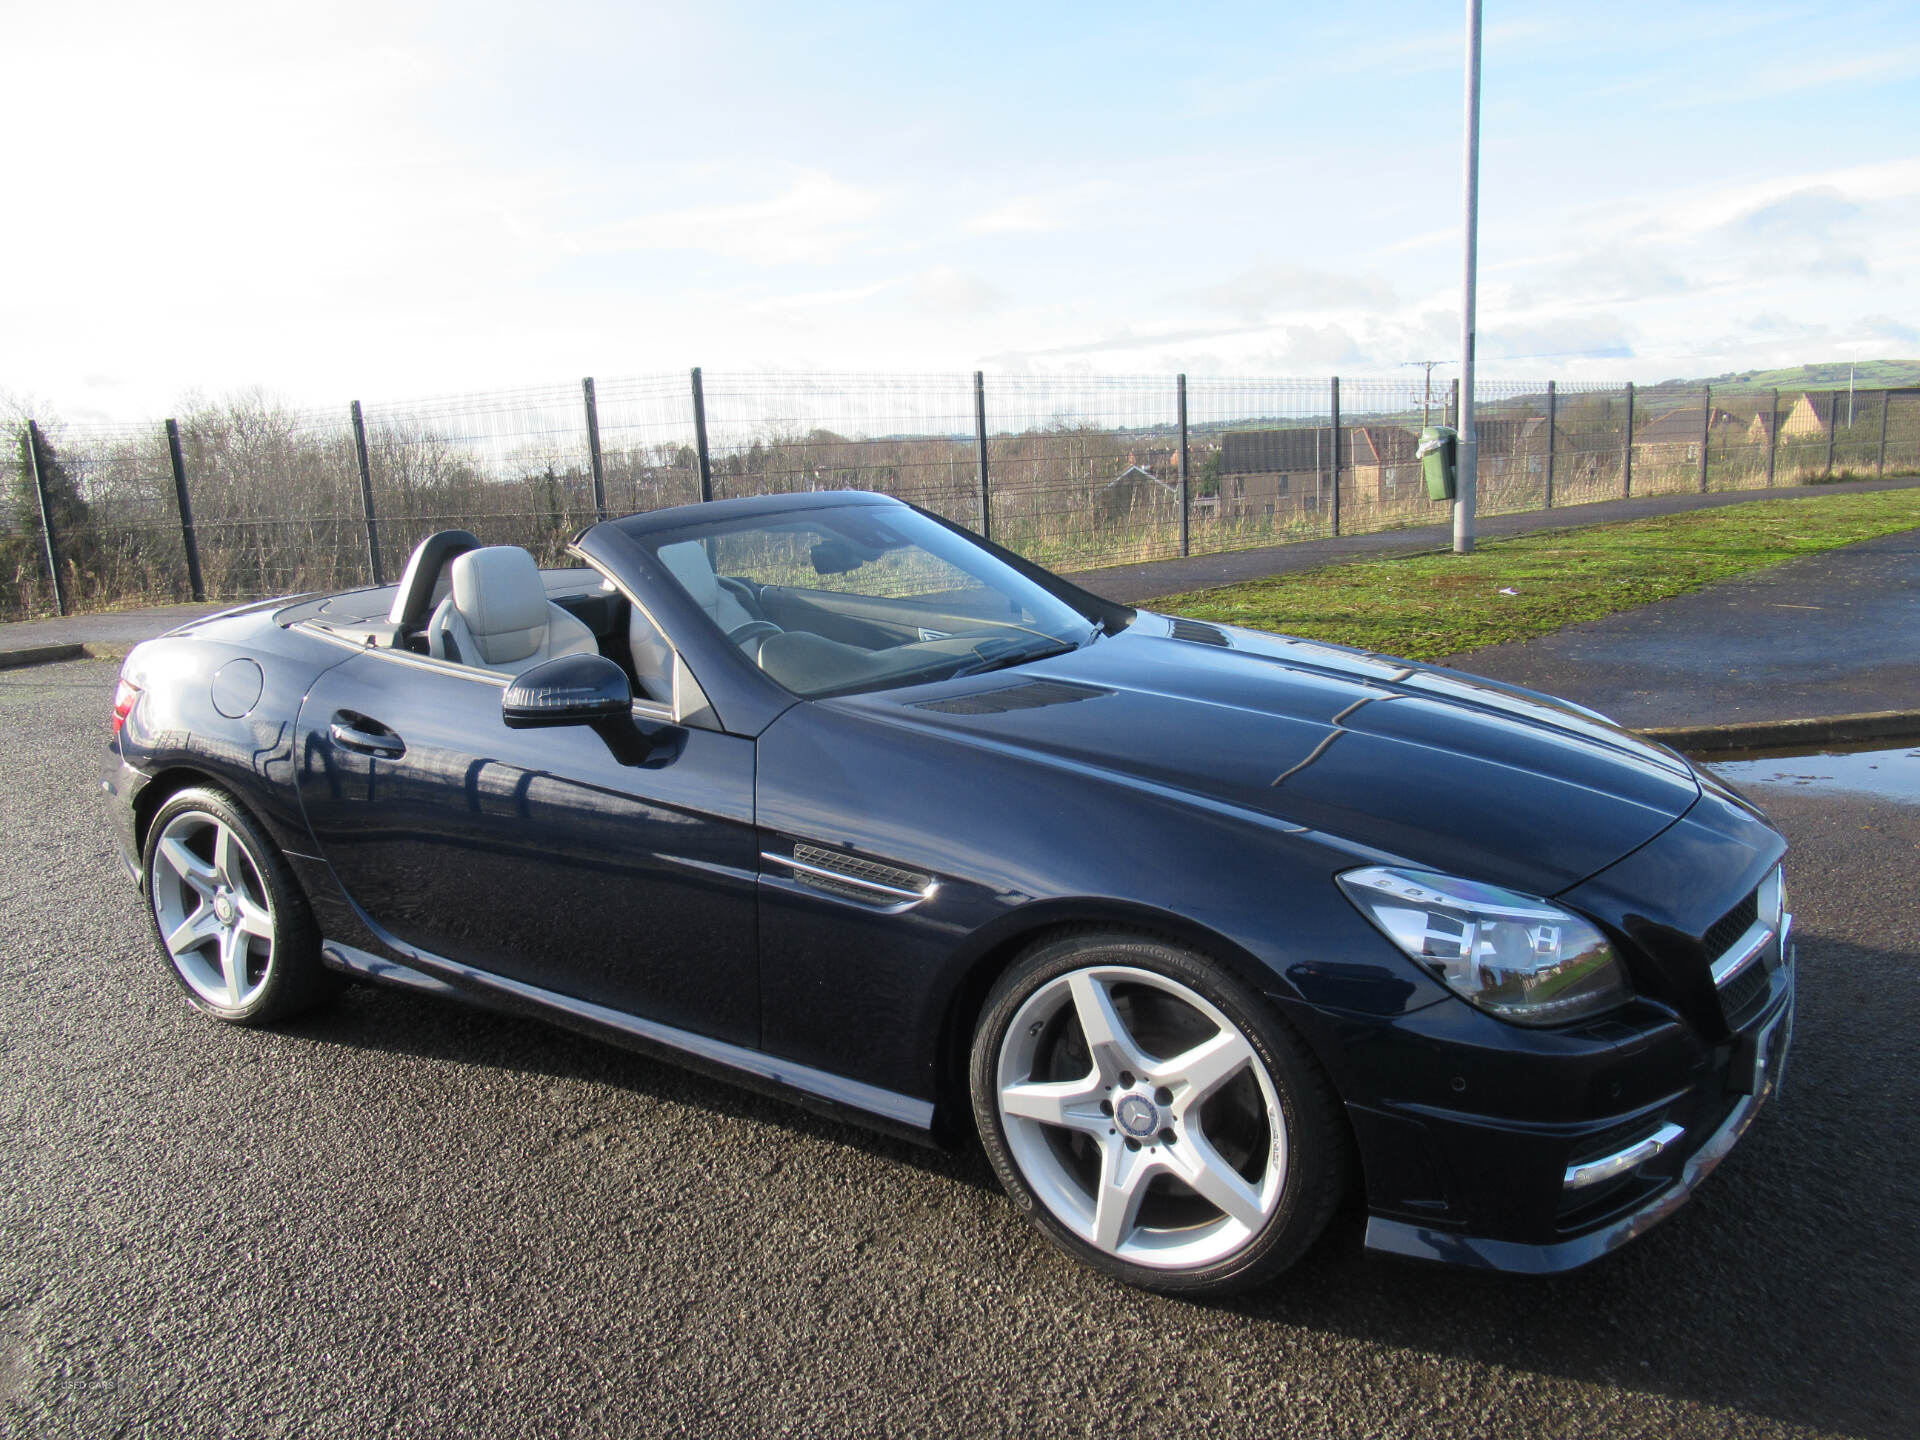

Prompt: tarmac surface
[1449,527,1920,730]
[3,656,1918,1437]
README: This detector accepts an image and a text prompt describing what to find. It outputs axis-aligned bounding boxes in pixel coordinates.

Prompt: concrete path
[0,601,228,652]
[1065,474,1920,605]
[1444,527,1920,733]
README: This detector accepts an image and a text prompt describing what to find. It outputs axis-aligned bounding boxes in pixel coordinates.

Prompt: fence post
[24,420,68,617]
[1329,376,1342,537]
[1622,382,1635,498]
[1543,380,1556,509]
[349,401,384,585]
[582,377,608,522]
[690,367,713,503]
[1825,391,1838,477]
[1766,388,1779,486]
[972,370,991,540]
[1877,390,1890,478]
[164,419,206,603]
[1698,385,1712,493]
[1447,378,1459,429]
[1176,373,1190,557]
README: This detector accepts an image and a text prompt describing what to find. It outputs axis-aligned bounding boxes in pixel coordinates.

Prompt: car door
[293,647,759,1047]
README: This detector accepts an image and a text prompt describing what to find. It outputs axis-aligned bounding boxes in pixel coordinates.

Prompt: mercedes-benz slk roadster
[102,492,1795,1296]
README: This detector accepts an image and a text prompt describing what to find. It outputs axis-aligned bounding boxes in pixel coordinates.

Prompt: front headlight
[1337,866,1630,1026]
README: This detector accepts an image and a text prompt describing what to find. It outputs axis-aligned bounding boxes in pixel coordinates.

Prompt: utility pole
[1402,360,1447,426]
[1454,0,1482,555]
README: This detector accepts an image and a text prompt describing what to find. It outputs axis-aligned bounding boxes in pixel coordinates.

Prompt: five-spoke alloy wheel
[142,786,330,1025]
[971,932,1345,1296]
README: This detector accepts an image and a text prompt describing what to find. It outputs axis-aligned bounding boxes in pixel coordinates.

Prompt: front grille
[1720,960,1773,1030]
[1168,618,1231,647]
[1702,888,1760,961]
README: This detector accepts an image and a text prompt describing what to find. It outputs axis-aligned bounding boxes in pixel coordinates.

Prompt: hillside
[1650,359,1920,394]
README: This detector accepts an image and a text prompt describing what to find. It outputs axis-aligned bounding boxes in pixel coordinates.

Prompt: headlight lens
[1337,866,1630,1026]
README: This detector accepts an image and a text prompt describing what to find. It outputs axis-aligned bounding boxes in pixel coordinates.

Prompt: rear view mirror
[810,540,865,575]
[502,653,632,729]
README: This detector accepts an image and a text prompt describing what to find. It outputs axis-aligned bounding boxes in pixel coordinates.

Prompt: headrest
[658,541,723,617]
[450,547,549,641]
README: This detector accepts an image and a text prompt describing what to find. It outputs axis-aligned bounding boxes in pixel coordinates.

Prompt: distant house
[1216,421,1560,517]
[1747,409,1780,447]
[1777,390,1868,439]
[1217,428,1335,519]
[1094,464,1178,526]
[1348,426,1422,500]
[1635,406,1741,463]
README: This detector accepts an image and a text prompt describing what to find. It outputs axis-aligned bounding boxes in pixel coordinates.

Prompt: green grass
[1151,488,1920,661]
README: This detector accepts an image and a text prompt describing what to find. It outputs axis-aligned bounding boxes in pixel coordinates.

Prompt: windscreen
[639,505,1100,699]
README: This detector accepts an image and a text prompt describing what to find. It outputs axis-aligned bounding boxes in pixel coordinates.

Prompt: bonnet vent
[1168,619,1231,647]
[915,680,1107,715]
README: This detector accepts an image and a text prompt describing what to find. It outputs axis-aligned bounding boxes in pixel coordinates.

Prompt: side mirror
[502,653,633,729]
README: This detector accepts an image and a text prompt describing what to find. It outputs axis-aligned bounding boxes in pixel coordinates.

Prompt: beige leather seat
[630,541,762,699]
[657,542,757,631]
[427,546,597,676]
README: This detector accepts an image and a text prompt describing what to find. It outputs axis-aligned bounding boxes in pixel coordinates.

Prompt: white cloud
[570,171,886,266]
[906,267,1008,316]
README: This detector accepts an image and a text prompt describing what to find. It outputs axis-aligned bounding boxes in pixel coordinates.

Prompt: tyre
[970,931,1347,1296]
[142,785,334,1026]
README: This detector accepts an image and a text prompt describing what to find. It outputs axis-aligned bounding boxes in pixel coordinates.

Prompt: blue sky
[6,0,1918,420]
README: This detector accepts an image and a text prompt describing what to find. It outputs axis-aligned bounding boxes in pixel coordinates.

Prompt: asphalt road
[2,658,1915,1440]
[1452,528,1920,729]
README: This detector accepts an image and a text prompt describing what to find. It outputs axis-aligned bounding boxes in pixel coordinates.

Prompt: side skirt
[320,940,939,1145]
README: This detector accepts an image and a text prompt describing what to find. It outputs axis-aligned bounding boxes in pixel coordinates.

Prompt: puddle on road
[1707,743,1920,805]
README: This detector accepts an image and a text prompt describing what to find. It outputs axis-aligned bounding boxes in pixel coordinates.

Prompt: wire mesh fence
[7,373,1918,621]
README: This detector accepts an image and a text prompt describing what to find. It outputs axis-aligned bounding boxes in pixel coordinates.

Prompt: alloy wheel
[149,809,278,1010]
[994,964,1286,1269]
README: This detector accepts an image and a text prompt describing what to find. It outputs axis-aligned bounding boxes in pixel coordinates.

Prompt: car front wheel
[970,931,1346,1296]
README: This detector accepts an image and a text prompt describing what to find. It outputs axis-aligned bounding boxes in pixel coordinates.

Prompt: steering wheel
[726,621,784,650]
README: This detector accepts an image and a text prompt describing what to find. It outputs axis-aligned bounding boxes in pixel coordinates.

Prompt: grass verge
[1150,489,1920,660]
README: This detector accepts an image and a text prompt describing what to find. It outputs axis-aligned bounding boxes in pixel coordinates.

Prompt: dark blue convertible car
[102,492,1795,1296]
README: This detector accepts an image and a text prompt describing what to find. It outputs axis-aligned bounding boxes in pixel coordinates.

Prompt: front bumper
[1344,933,1796,1275]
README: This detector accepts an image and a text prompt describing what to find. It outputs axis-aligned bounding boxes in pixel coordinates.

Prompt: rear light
[111,677,141,735]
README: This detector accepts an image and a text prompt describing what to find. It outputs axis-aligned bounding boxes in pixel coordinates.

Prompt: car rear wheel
[143,786,332,1026]
[970,931,1346,1296]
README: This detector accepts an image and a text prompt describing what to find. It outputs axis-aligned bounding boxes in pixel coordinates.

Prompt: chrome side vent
[764,844,937,909]
[1168,618,1230,647]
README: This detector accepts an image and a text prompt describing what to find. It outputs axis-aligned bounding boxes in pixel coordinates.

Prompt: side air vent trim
[763,844,938,909]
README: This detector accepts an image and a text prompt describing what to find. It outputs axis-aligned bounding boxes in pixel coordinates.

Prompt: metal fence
[7,373,1919,620]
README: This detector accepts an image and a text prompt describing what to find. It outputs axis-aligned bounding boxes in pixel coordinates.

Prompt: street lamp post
[1454,0,1482,555]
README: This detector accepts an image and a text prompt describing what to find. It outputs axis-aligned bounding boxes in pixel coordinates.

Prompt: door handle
[329,714,406,759]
